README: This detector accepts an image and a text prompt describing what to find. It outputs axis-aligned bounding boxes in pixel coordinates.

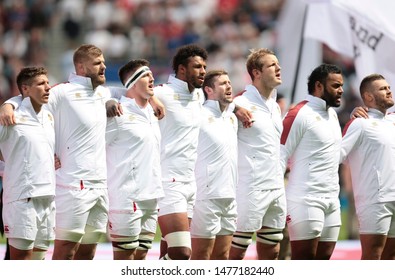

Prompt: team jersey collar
[204,99,233,117]
[69,73,96,90]
[368,108,386,119]
[119,95,152,119]
[19,97,45,123]
[306,94,328,110]
[246,84,277,103]
[168,74,201,100]
[21,97,40,114]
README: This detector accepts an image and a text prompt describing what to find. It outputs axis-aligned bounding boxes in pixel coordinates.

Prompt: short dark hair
[118,59,150,85]
[359,73,385,97]
[172,44,208,74]
[16,66,48,95]
[202,69,228,99]
[307,64,342,94]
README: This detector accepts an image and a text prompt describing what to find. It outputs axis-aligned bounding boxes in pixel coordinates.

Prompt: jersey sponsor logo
[17,116,27,123]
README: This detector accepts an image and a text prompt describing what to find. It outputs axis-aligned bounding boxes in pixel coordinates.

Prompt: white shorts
[190,198,237,238]
[108,199,158,237]
[55,186,108,237]
[158,181,196,218]
[286,196,341,241]
[3,196,55,242]
[357,201,395,236]
[236,188,286,232]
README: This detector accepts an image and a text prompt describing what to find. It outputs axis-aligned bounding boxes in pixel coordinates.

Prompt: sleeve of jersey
[280,102,307,173]
[0,125,9,142]
[233,96,247,109]
[4,95,22,110]
[153,85,167,105]
[46,85,65,113]
[109,86,126,101]
[340,118,362,164]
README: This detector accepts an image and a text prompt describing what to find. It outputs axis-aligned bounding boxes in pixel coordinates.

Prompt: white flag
[276,0,322,105]
[304,0,395,90]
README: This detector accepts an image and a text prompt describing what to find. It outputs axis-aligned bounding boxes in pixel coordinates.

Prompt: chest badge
[17,116,27,123]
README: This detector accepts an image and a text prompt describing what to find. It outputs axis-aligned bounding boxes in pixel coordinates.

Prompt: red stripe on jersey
[342,118,356,137]
[80,180,84,190]
[280,100,308,145]
[51,81,69,88]
[234,89,246,98]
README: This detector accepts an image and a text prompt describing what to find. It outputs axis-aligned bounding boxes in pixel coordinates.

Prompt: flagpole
[290,4,309,104]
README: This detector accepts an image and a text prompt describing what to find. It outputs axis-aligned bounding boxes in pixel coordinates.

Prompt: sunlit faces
[127,72,155,102]
[22,74,51,112]
[255,54,282,88]
[82,54,106,88]
[184,56,207,90]
[370,79,394,110]
[207,74,233,108]
[322,73,344,108]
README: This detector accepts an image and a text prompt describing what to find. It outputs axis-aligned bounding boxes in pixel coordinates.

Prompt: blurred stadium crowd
[0,0,287,100]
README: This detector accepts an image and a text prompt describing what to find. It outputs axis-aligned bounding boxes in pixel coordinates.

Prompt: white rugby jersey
[341,109,395,207]
[280,94,342,200]
[234,84,284,191]
[154,74,203,183]
[195,100,238,200]
[0,97,55,203]
[106,96,164,209]
[6,73,110,189]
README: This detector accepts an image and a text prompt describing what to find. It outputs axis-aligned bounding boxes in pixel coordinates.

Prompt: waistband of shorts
[162,177,194,183]
[57,180,107,190]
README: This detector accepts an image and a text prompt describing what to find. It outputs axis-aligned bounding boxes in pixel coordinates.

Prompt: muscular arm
[340,119,362,164]
[280,111,305,174]
[149,95,165,120]
[234,105,253,128]
[0,95,23,126]
[0,103,16,126]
